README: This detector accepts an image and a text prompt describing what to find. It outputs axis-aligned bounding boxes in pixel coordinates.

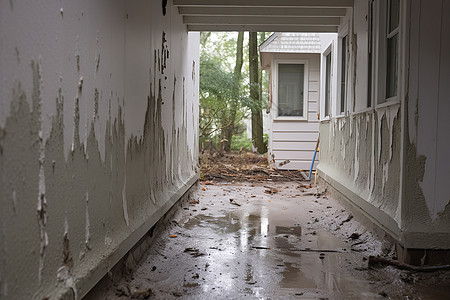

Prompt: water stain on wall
[319,106,401,222]
[403,95,450,241]
[0,31,196,299]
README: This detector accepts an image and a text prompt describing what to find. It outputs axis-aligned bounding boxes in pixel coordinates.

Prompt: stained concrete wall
[0,0,199,299]
[318,0,450,255]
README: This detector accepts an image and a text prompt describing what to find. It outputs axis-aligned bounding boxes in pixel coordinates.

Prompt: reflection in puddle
[280,261,316,289]
[275,226,302,236]
[182,205,380,298]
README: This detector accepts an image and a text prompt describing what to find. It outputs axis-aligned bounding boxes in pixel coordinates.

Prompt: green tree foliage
[199,54,246,141]
[199,31,270,153]
[199,32,248,152]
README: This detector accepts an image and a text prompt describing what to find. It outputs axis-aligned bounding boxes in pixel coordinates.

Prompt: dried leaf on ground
[200,151,307,182]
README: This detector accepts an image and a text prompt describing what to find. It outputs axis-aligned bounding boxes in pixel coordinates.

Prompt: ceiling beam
[187,25,338,32]
[178,7,347,17]
[174,0,354,8]
[184,16,341,26]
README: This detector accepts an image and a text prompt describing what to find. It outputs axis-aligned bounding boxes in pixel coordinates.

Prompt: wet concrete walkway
[90,182,450,299]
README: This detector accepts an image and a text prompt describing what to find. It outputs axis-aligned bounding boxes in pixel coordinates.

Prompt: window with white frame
[367,0,375,108]
[276,62,307,118]
[324,52,332,117]
[339,35,348,114]
[376,0,400,104]
[386,0,399,99]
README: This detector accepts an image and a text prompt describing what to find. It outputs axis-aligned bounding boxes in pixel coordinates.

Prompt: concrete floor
[88,182,450,299]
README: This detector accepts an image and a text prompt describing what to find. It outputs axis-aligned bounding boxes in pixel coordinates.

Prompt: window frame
[337,24,349,116]
[367,0,375,109]
[321,43,333,120]
[376,0,401,106]
[273,59,309,121]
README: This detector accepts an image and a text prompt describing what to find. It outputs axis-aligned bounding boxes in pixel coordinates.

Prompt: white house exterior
[260,33,336,171]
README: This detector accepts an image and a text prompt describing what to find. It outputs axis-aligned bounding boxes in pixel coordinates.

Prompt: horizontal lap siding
[274,159,316,171]
[272,121,319,131]
[273,141,318,151]
[272,150,315,160]
[273,131,318,141]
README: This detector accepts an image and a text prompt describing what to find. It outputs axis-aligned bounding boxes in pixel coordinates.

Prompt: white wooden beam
[184,16,341,26]
[174,0,354,8]
[187,25,338,32]
[178,7,347,17]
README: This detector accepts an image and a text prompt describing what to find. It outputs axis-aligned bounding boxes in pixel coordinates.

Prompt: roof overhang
[174,0,353,32]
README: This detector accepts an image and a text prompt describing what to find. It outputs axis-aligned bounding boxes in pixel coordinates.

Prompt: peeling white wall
[0,0,199,299]
[404,0,450,247]
[317,2,403,240]
[318,0,450,251]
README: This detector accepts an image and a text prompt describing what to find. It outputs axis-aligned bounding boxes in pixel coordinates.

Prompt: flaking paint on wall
[319,104,401,225]
[403,94,450,248]
[0,1,200,298]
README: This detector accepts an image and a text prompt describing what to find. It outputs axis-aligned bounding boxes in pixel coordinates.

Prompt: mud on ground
[89,181,450,299]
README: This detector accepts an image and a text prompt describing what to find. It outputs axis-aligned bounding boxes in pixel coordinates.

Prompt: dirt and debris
[200,151,306,182]
[349,232,361,240]
[229,199,241,206]
[184,248,205,257]
[89,180,450,299]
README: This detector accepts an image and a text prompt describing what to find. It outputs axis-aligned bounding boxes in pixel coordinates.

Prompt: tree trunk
[234,32,244,81]
[249,32,264,153]
[222,31,244,152]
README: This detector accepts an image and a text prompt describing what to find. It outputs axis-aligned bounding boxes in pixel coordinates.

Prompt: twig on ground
[368,256,450,272]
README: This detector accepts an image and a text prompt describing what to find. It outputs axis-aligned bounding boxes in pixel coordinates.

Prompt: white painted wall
[405,0,450,242]
[0,0,199,298]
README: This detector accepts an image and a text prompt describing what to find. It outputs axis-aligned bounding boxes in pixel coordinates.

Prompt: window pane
[386,34,398,98]
[368,0,374,107]
[278,64,304,117]
[389,0,399,32]
[325,53,331,117]
[340,36,347,113]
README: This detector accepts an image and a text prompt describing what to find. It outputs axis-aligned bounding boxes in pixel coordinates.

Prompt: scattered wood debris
[229,199,241,206]
[184,247,205,257]
[368,256,450,272]
[340,214,354,226]
[264,186,279,194]
[189,199,199,205]
[200,151,307,182]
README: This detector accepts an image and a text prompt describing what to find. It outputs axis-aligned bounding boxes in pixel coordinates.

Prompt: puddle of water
[179,195,381,298]
[275,226,302,236]
[183,209,347,253]
[279,253,382,298]
[280,261,316,289]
